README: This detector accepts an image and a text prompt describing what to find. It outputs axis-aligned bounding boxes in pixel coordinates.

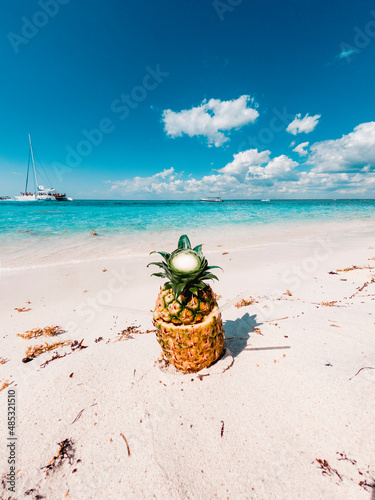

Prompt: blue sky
[1,0,375,199]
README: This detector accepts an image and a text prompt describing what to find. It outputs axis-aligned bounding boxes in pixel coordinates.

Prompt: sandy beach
[1,222,375,499]
[2,0,375,496]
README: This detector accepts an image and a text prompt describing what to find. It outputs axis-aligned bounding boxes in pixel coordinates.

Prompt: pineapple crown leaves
[147,234,222,299]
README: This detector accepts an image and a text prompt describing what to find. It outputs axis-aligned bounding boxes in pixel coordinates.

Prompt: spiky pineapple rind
[153,284,217,325]
[153,307,225,373]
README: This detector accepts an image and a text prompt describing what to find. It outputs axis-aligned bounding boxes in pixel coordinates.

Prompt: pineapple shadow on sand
[223,313,262,357]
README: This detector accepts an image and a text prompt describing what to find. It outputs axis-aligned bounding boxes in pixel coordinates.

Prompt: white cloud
[105,122,375,199]
[247,155,298,180]
[109,167,177,195]
[293,142,309,157]
[308,122,375,172]
[218,149,270,178]
[162,95,259,147]
[106,162,375,199]
[106,151,299,198]
[286,113,321,135]
[109,168,243,197]
[217,149,297,182]
[154,167,174,178]
[292,170,375,195]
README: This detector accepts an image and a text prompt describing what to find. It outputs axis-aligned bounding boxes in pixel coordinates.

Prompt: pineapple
[148,235,225,372]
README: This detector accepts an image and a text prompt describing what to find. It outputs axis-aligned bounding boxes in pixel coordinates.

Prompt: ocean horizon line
[22,197,375,202]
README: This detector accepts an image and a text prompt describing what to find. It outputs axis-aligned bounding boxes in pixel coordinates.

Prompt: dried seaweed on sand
[336,265,373,272]
[336,452,357,464]
[235,297,257,308]
[120,433,131,456]
[41,439,75,471]
[37,339,89,368]
[0,379,12,392]
[40,351,68,368]
[22,341,71,363]
[116,325,155,341]
[17,325,65,340]
[320,301,338,307]
[349,366,375,380]
[70,339,88,351]
[349,278,375,299]
[316,458,342,481]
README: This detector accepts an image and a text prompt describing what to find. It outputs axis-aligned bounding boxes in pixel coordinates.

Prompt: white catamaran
[13,135,72,202]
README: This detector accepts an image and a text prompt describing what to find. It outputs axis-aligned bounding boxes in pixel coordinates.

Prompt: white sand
[1,223,375,499]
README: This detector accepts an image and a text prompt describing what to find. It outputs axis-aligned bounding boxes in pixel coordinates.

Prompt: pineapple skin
[153,285,216,325]
[153,285,225,372]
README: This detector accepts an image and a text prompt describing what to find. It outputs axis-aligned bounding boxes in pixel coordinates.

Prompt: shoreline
[1,217,375,270]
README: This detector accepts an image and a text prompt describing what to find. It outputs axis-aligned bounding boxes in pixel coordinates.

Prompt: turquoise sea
[1,199,375,268]
[1,199,375,236]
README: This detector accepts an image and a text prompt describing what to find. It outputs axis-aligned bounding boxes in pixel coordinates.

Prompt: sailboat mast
[25,148,31,193]
[28,134,38,192]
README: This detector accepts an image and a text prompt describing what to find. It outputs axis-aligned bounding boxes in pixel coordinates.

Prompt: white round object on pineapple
[171,251,200,272]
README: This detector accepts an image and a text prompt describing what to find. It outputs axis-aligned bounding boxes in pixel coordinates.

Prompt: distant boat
[12,135,72,202]
[261,199,271,202]
[200,197,223,203]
